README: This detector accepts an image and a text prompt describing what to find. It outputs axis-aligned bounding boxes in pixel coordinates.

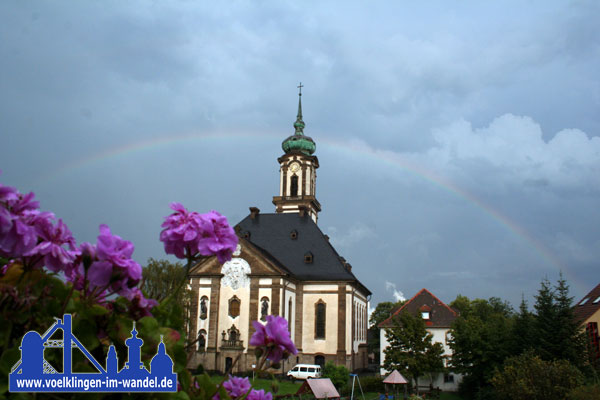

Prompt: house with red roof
[378,288,462,392]
[574,283,600,366]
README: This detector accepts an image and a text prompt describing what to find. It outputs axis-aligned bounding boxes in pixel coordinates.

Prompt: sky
[1,1,599,311]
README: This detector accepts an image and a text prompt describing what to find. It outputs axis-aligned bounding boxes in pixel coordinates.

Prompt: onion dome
[282,83,316,155]
[150,336,174,374]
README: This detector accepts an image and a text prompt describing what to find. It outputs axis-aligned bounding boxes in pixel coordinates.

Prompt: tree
[383,311,444,394]
[491,351,583,400]
[553,274,587,369]
[448,296,514,399]
[141,258,193,345]
[532,275,587,369]
[322,361,349,391]
[141,258,188,301]
[511,295,536,355]
[369,300,404,363]
[533,277,559,360]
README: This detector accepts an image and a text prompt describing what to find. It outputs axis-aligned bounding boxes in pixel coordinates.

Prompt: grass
[205,375,466,400]
[208,375,302,396]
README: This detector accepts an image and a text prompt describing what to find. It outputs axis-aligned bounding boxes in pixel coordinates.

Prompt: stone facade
[187,243,369,372]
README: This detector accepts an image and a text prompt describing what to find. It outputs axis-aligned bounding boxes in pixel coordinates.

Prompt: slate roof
[574,283,600,323]
[236,212,371,295]
[378,288,457,328]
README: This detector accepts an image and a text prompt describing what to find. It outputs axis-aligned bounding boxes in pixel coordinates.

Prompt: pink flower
[25,217,79,273]
[70,225,143,302]
[247,389,273,400]
[124,287,158,318]
[97,224,142,283]
[222,375,251,398]
[250,315,297,363]
[0,186,46,259]
[160,203,238,263]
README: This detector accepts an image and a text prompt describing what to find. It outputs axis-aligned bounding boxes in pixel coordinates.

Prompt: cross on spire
[297,82,303,96]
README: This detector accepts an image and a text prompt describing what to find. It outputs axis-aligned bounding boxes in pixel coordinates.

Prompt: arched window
[315,355,325,366]
[197,329,207,352]
[315,300,326,339]
[290,175,298,196]
[229,296,240,318]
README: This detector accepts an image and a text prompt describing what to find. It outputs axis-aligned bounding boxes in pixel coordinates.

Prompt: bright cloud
[385,281,406,302]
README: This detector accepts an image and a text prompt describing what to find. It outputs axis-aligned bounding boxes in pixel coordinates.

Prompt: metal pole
[63,315,72,375]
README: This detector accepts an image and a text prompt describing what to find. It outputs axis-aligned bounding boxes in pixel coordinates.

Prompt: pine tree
[554,273,587,369]
[512,295,535,355]
[532,275,587,369]
[533,278,559,360]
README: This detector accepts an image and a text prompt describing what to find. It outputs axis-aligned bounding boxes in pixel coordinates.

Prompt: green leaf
[89,304,109,316]
[0,348,20,376]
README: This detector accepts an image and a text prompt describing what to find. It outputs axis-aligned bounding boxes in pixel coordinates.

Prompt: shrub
[322,361,349,391]
[491,351,583,400]
[567,384,600,400]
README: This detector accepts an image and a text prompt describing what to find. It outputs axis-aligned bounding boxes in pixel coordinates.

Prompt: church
[187,88,371,374]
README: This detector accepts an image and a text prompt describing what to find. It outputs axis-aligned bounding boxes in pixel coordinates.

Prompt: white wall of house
[380,327,462,392]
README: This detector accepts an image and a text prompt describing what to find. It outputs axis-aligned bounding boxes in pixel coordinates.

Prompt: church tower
[272,84,321,223]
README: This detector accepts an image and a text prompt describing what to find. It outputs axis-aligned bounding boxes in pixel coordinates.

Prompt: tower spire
[294,82,305,135]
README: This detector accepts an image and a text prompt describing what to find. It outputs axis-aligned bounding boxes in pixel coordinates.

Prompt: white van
[287,364,322,380]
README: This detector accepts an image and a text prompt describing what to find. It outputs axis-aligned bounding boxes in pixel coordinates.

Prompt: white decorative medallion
[221,258,251,290]
[232,244,242,257]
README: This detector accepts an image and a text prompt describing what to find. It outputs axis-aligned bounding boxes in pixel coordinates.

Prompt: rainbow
[36,129,578,292]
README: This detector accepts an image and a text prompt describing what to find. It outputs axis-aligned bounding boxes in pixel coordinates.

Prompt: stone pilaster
[271,280,281,316]
[207,277,221,352]
[337,284,346,365]
[294,283,304,352]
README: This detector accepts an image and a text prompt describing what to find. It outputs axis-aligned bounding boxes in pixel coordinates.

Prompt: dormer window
[422,312,430,319]
[290,230,298,240]
[304,252,313,264]
[594,296,600,304]
[580,298,590,306]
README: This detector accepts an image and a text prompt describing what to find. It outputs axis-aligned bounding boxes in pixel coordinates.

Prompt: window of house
[594,296,600,304]
[315,301,326,339]
[422,311,430,319]
[197,329,207,352]
[444,373,454,383]
[580,298,590,305]
[290,230,298,240]
[290,175,299,196]
[229,296,240,318]
[304,252,313,264]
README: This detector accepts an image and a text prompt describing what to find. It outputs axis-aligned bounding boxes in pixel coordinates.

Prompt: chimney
[249,207,260,219]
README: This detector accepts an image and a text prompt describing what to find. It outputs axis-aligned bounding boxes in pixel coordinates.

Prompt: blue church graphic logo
[9,314,177,392]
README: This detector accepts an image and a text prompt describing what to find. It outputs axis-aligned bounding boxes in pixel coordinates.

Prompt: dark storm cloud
[1,1,598,309]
